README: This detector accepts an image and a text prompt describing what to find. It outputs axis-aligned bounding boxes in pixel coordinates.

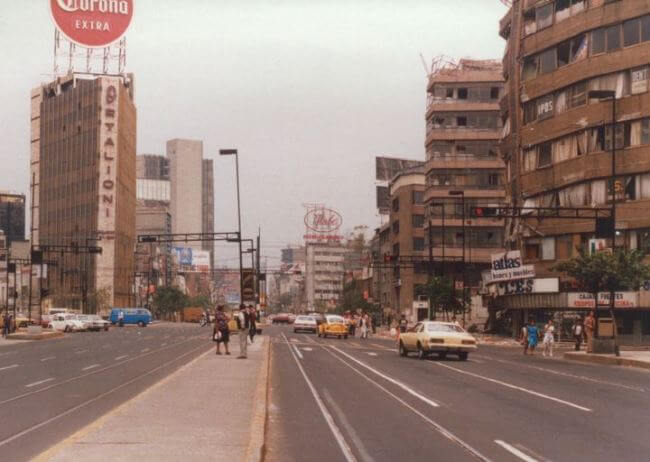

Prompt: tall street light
[219,148,244,307]
[449,190,466,327]
[587,89,620,356]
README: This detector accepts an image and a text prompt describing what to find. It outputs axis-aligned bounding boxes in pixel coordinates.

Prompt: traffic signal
[471,207,499,218]
[383,254,394,263]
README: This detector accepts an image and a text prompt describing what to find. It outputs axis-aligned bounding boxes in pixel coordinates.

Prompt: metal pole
[428,219,433,278]
[461,193,466,328]
[441,204,445,276]
[39,259,44,324]
[610,96,620,357]
[256,229,261,306]
[235,153,244,306]
[4,259,9,316]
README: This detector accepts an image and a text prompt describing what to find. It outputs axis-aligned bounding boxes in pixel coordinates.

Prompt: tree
[416,276,467,321]
[186,295,211,310]
[553,248,650,353]
[152,286,187,320]
[338,279,371,314]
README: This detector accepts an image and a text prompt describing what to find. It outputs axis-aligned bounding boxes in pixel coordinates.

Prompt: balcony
[425,155,504,170]
[425,126,501,143]
[425,99,500,119]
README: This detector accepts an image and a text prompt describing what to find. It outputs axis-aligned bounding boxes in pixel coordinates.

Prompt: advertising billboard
[192,250,211,272]
[173,247,193,266]
[242,269,255,302]
[567,292,637,309]
[490,250,536,282]
[376,185,390,214]
[375,157,424,182]
[50,0,134,48]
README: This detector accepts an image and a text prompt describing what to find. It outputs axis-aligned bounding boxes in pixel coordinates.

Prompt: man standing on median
[236,304,251,359]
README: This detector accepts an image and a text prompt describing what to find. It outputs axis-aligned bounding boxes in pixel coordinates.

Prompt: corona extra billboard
[50,0,134,48]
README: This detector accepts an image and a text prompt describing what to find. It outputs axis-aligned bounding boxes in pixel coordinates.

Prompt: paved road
[266,325,650,462]
[0,323,213,462]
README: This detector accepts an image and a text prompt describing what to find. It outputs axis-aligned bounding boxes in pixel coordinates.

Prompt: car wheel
[344,335,348,339]
[438,351,447,360]
[338,335,342,339]
[399,341,408,357]
[104,325,109,331]
[64,325,70,333]
[417,343,426,360]
[458,352,469,361]
[138,321,145,327]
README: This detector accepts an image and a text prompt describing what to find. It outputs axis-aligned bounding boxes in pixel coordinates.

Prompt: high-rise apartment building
[30,73,136,310]
[305,243,346,311]
[202,159,215,270]
[0,193,26,247]
[497,0,650,345]
[424,59,506,289]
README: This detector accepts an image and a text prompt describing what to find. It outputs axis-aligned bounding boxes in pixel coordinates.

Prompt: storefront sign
[490,250,536,282]
[631,66,648,95]
[495,278,558,296]
[51,0,134,48]
[304,208,342,233]
[567,292,637,308]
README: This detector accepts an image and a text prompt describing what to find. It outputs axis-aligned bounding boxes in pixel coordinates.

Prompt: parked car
[78,314,110,331]
[398,321,477,360]
[48,313,89,332]
[293,315,318,333]
[307,312,325,325]
[317,315,348,339]
[109,308,152,327]
[272,313,290,324]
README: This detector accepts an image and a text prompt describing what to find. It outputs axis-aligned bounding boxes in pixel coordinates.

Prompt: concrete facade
[305,242,345,311]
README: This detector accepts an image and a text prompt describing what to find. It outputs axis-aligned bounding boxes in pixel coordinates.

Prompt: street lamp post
[219,149,244,307]
[428,202,446,320]
[587,89,619,356]
[449,190,466,327]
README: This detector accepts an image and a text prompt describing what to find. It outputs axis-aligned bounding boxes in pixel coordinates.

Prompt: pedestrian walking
[520,323,529,355]
[398,314,408,334]
[213,305,230,355]
[2,314,8,338]
[248,305,257,344]
[526,319,539,355]
[584,311,595,353]
[236,305,250,359]
[348,315,356,337]
[572,319,583,351]
[360,313,369,339]
[542,320,555,357]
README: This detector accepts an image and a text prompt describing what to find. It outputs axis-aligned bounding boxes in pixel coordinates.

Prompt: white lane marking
[82,364,100,371]
[292,345,304,359]
[435,362,592,412]
[74,349,88,354]
[290,338,299,343]
[141,348,150,353]
[468,359,484,364]
[115,355,128,361]
[476,355,646,393]
[0,364,19,372]
[325,348,490,461]
[281,333,357,462]
[494,440,538,462]
[0,343,209,449]
[102,344,111,349]
[367,352,378,357]
[330,346,439,408]
[40,356,56,362]
[322,389,375,462]
[301,347,313,352]
[25,378,54,388]
[161,343,167,347]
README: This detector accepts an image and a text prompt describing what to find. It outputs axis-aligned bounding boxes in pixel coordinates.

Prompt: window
[624,18,641,47]
[413,237,425,252]
[557,39,570,67]
[446,88,454,98]
[642,119,650,144]
[522,55,538,81]
[606,24,621,52]
[412,214,425,228]
[591,28,606,55]
[568,81,586,108]
[392,220,399,234]
[604,124,625,150]
[524,241,540,260]
[457,88,468,99]
[392,243,400,256]
[524,101,537,124]
[538,142,552,167]
[412,190,424,204]
[457,116,467,127]
[539,48,557,75]
[607,176,635,202]
[392,197,399,212]
[490,87,500,99]
[536,3,553,30]
[642,15,650,42]
[631,67,648,94]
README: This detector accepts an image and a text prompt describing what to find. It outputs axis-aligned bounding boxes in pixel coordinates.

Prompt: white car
[78,314,110,331]
[48,314,89,332]
[293,315,318,333]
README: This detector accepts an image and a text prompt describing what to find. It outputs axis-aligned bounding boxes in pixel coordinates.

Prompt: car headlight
[429,338,444,344]
[462,339,476,345]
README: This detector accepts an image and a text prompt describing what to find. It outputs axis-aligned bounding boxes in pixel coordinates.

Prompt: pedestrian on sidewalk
[572,319,583,351]
[213,305,230,356]
[526,319,539,355]
[584,311,595,353]
[542,320,555,357]
[236,305,251,359]
[2,314,8,338]
[360,313,369,339]
[398,314,408,334]
[520,323,529,355]
[248,305,257,344]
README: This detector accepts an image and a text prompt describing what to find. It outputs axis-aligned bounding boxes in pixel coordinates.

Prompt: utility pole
[256,228,261,306]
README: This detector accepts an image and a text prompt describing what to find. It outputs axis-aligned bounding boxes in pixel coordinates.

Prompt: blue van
[110,308,152,327]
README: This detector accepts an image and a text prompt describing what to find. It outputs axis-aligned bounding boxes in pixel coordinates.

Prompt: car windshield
[427,324,465,333]
[327,316,345,324]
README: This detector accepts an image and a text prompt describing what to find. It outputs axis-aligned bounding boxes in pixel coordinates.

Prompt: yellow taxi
[398,321,477,360]
[317,314,348,339]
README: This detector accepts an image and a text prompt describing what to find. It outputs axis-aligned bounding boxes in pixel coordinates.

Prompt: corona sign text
[50,0,134,48]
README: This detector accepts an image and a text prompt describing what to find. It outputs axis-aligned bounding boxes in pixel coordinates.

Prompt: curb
[7,331,64,341]
[245,336,271,462]
[564,352,650,370]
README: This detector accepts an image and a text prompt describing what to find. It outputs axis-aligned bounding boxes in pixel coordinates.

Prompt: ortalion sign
[50,0,134,48]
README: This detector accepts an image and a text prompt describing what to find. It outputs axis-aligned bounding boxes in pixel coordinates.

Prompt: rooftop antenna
[419,52,430,77]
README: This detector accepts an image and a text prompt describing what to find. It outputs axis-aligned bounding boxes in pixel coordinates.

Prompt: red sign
[51,0,134,48]
[304,208,342,233]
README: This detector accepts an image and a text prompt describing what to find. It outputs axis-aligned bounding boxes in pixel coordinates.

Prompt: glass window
[490,87,500,99]
[642,119,650,144]
[412,190,424,204]
[413,237,425,252]
[457,88,468,99]
[522,55,538,81]
[557,40,571,67]
[591,28,606,55]
[606,24,621,52]
[412,214,425,228]
[642,15,650,42]
[624,18,641,47]
[457,116,467,126]
[392,220,399,234]
[569,81,587,108]
[539,48,557,74]
[524,101,537,124]
[538,142,552,167]
[536,3,553,30]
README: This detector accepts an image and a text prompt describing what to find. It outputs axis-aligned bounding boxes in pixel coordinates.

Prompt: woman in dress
[526,319,540,355]
[213,305,230,355]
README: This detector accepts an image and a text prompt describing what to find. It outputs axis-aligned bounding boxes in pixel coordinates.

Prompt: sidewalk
[564,350,650,370]
[37,335,270,462]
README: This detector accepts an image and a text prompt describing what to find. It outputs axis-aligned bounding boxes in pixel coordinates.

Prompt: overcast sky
[0,0,507,268]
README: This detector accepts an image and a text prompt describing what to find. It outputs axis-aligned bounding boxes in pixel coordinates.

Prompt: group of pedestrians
[344,312,374,339]
[520,311,597,357]
[212,304,257,359]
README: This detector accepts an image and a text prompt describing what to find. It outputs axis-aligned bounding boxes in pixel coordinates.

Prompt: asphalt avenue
[0,323,212,462]
[265,325,650,462]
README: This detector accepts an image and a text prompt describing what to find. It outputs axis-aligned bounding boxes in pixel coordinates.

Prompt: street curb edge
[564,352,650,370]
[245,335,271,462]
